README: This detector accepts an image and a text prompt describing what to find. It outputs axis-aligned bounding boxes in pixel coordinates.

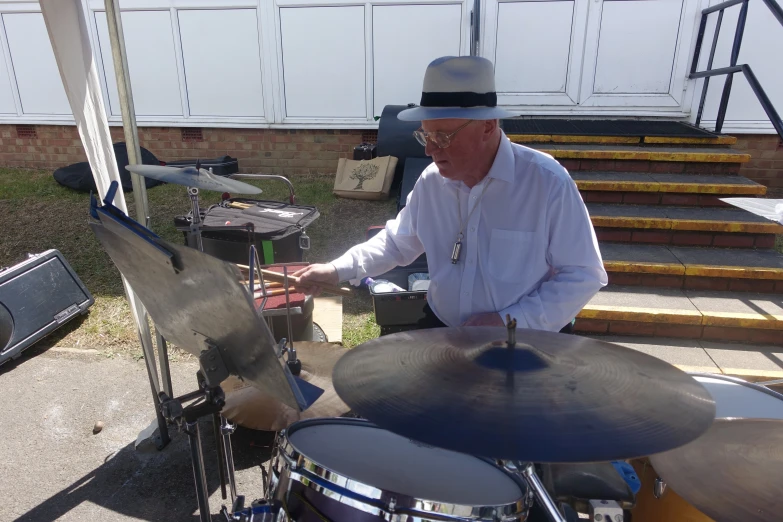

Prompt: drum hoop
[278,416,528,513]
[689,372,783,404]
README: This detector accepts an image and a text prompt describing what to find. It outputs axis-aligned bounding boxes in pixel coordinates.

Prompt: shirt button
[464,291,469,296]
[470,227,475,232]
[472,195,477,199]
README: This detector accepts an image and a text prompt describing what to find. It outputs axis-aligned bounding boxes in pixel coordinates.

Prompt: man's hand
[462,312,505,327]
[292,263,339,296]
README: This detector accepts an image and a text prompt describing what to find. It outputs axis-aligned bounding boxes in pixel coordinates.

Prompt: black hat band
[419,91,498,108]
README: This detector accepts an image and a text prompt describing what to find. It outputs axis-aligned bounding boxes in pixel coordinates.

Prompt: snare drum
[271,418,529,521]
[689,373,783,419]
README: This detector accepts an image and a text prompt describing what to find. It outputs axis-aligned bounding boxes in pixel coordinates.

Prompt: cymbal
[221,341,351,431]
[126,164,262,194]
[332,327,715,463]
[650,418,783,522]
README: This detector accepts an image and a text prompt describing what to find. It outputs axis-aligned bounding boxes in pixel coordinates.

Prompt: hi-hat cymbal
[126,164,262,194]
[650,418,783,522]
[221,341,351,432]
[332,327,715,463]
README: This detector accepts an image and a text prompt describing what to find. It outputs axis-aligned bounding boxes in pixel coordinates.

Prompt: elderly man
[295,56,606,332]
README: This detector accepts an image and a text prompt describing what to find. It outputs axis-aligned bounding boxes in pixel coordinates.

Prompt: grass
[0,167,396,357]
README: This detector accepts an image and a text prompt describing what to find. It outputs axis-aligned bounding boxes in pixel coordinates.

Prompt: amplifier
[0,250,94,366]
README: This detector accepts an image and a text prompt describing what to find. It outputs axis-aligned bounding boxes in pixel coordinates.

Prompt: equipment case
[0,250,94,366]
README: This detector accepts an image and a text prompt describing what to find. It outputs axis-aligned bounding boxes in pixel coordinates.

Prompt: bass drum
[630,373,783,522]
[271,417,530,521]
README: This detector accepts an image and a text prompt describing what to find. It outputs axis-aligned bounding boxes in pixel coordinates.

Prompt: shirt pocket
[488,229,535,283]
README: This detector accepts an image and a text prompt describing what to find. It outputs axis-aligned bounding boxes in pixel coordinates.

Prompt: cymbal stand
[505,462,566,522]
[158,339,231,522]
[187,186,204,252]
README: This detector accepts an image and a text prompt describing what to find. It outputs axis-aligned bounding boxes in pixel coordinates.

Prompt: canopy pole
[105,0,149,228]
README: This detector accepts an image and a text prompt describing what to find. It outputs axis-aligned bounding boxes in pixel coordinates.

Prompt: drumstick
[236,264,353,297]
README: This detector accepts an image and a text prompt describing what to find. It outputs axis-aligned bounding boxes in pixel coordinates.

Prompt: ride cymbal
[650,418,783,522]
[221,341,351,432]
[126,164,262,194]
[332,327,715,463]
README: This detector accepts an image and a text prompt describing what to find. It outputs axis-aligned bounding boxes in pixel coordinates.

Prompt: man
[295,56,607,331]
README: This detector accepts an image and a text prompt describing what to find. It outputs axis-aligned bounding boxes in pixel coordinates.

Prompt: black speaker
[0,250,94,366]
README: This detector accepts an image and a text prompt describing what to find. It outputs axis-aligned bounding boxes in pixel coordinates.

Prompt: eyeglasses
[413,120,473,149]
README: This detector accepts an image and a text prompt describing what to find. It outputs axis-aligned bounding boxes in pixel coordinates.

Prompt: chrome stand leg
[185,420,211,522]
[518,463,566,522]
[221,415,238,505]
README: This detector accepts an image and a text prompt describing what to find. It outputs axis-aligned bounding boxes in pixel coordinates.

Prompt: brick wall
[732,134,783,192]
[0,124,365,176]
[0,124,780,188]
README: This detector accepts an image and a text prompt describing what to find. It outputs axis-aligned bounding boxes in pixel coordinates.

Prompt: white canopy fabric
[39,0,128,211]
[39,0,160,390]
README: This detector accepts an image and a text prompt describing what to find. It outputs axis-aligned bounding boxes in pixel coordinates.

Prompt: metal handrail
[690,0,783,140]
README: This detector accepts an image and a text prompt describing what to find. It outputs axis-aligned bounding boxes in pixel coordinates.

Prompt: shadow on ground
[14,422,277,522]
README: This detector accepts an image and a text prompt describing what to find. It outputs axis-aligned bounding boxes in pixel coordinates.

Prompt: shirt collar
[439,131,515,190]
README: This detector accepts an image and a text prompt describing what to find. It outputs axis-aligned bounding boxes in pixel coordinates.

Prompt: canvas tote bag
[333,156,398,200]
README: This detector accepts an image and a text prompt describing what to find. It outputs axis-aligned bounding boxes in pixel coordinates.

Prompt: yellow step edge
[538,148,751,163]
[579,305,783,330]
[591,216,672,229]
[669,219,783,234]
[643,136,738,145]
[591,215,783,234]
[701,311,783,330]
[719,368,783,380]
[578,305,703,325]
[603,260,685,275]
[685,265,783,280]
[576,180,659,192]
[576,180,766,195]
[656,182,765,195]
[508,134,640,144]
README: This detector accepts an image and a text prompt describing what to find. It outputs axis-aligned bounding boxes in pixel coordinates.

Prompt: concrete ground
[0,348,277,522]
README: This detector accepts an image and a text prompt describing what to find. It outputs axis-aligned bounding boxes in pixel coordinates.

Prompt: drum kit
[88,164,783,522]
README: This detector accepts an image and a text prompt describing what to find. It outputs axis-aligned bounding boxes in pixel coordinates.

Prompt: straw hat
[398,56,515,121]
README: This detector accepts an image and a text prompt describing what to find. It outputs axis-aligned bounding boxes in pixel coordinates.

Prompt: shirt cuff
[498,303,530,329]
[329,253,357,285]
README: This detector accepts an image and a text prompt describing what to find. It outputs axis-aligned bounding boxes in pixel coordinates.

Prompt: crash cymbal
[90,213,299,410]
[126,164,262,194]
[332,327,715,463]
[221,341,351,431]
[650,418,783,522]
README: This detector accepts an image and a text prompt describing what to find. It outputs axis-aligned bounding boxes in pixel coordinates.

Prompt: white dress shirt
[330,132,608,330]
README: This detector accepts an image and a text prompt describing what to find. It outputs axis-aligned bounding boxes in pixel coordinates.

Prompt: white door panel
[578,0,698,108]
[95,10,183,117]
[3,13,70,115]
[372,4,463,117]
[483,0,589,106]
[178,9,265,117]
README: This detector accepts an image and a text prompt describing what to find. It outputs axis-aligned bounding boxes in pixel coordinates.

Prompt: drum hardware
[89,186,323,522]
[331,320,716,463]
[652,478,666,499]
[505,461,566,522]
[587,500,623,522]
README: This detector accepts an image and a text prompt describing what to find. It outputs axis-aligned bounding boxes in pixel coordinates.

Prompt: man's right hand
[292,263,340,296]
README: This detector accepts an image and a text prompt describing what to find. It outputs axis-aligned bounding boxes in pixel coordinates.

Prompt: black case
[174,199,320,266]
[353,143,377,160]
[0,250,94,366]
[164,155,239,177]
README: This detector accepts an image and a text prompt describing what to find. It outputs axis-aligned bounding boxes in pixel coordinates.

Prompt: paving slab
[670,246,783,269]
[599,243,682,265]
[593,335,719,372]
[685,290,783,317]
[700,340,783,376]
[0,350,274,521]
[588,286,696,311]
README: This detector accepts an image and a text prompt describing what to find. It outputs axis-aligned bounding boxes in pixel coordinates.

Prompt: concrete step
[521,143,749,174]
[588,204,782,248]
[587,335,783,384]
[574,172,766,206]
[600,244,783,293]
[509,134,737,146]
[575,286,783,345]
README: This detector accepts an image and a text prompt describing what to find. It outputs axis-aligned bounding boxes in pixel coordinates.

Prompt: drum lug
[388,496,397,513]
[653,477,667,499]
